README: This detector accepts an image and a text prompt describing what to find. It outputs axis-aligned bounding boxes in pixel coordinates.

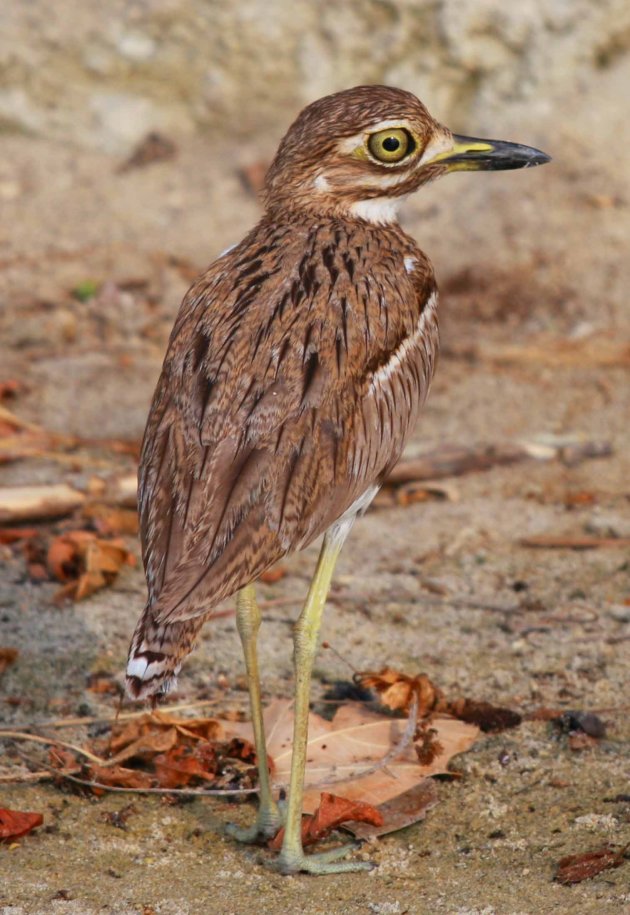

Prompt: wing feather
[139,218,438,624]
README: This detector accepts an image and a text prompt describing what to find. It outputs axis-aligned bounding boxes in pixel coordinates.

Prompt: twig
[0,769,57,783]
[385,438,612,486]
[0,730,105,764]
[30,698,235,730]
[521,535,630,550]
[21,760,264,797]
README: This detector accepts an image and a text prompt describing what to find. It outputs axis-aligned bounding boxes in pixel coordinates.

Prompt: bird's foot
[226,802,284,844]
[274,841,376,875]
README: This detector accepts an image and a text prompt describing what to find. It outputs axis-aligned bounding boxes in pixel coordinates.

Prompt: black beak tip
[495,141,552,170]
[527,148,552,168]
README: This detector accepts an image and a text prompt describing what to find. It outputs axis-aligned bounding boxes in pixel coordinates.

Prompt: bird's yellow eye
[367,128,414,164]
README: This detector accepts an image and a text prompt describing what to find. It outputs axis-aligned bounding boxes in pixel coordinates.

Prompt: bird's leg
[226,584,282,843]
[276,521,375,875]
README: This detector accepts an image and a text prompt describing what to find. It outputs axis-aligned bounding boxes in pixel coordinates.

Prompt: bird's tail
[125,606,204,701]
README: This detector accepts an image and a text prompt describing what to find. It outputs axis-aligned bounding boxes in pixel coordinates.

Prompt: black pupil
[382,136,401,152]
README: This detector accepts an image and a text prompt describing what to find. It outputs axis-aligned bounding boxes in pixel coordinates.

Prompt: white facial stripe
[358,170,411,189]
[418,132,453,166]
[404,256,416,273]
[370,290,438,388]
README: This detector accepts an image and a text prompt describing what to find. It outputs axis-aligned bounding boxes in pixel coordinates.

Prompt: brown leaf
[86,671,120,695]
[150,711,225,744]
[349,780,438,839]
[49,746,78,771]
[47,534,81,581]
[73,569,108,601]
[107,726,179,766]
[556,846,628,885]
[414,723,444,765]
[47,530,135,602]
[0,527,39,544]
[88,764,155,790]
[82,504,139,536]
[0,807,44,841]
[447,698,522,733]
[228,699,479,829]
[0,647,18,676]
[259,564,287,584]
[153,745,218,789]
[269,792,383,850]
[526,707,565,721]
[108,712,224,761]
[0,380,26,401]
[356,667,447,717]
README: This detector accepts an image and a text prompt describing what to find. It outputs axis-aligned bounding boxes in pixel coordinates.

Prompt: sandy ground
[0,129,628,914]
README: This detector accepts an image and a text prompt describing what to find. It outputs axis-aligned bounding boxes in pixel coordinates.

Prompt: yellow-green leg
[226,584,282,843]
[276,520,375,875]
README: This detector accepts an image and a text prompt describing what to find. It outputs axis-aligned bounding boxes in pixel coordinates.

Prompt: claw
[226,803,284,845]
[275,840,376,875]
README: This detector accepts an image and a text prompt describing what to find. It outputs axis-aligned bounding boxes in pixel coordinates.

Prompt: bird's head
[264,85,550,224]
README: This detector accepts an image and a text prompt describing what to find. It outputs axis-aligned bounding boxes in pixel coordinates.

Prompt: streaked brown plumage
[126,85,549,873]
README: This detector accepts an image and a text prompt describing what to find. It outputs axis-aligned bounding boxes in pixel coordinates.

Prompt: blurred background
[1,3,629,911]
[1,0,629,440]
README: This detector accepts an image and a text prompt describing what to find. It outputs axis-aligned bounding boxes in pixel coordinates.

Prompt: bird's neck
[264,193,405,229]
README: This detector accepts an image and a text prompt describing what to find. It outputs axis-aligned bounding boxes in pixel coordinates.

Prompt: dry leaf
[229,699,479,828]
[357,668,447,717]
[89,765,155,790]
[269,792,383,849]
[414,722,444,764]
[51,711,244,793]
[47,530,135,602]
[556,846,628,885]
[153,745,218,789]
[82,504,139,536]
[349,780,438,839]
[0,647,19,676]
[0,527,39,544]
[86,672,120,695]
[447,698,522,733]
[259,564,287,584]
[0,808,44,841]
[0,380,25,401]
[356,669,521,733]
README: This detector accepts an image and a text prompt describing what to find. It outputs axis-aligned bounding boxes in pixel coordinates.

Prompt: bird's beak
[426,133,551,172]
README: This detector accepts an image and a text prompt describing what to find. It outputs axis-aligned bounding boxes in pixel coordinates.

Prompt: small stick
[0,730,105,765]
[0,769,57,784]
[521,535,630,550]
[7,698,247,732]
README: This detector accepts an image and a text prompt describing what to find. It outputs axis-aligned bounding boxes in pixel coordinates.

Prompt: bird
[125,85,550,875]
